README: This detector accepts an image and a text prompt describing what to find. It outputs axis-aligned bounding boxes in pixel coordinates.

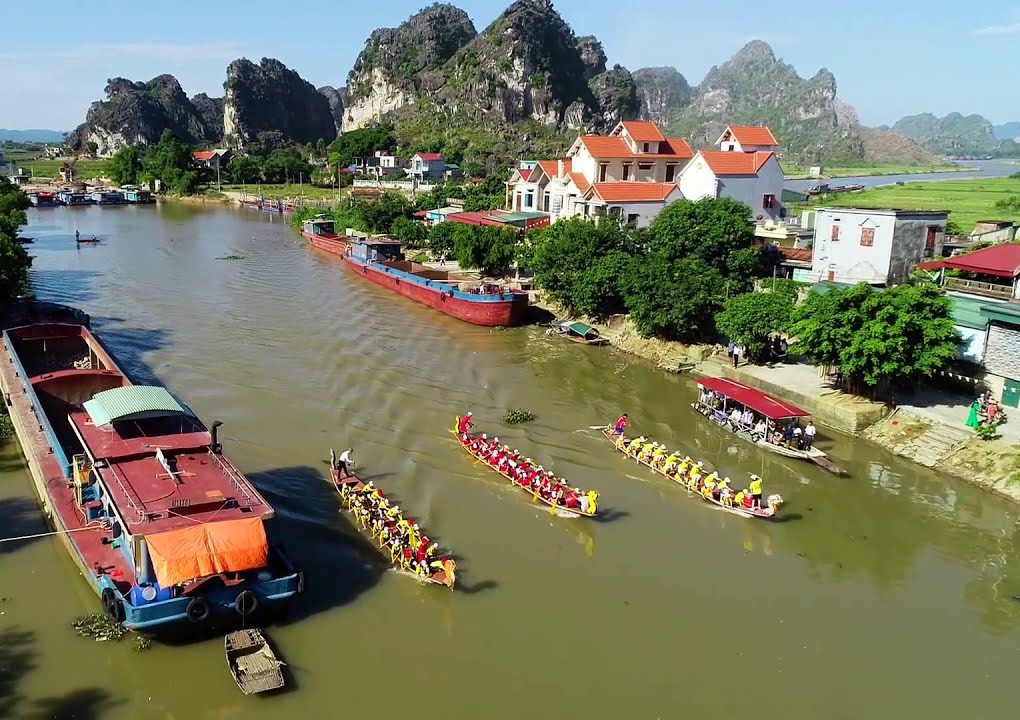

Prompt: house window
[524,193,534,209]
[642,143,650,153]
[638,163,653,171]
[727,144,735,151]
[762,194,776,209]
[627,213,640,226]
[598,163,608,182]
[925,226,938,250]
[830,223,840,241]
[543,192,550,212]
[665,164,677,182]
[622,164,632,181]
[859,227,875,247]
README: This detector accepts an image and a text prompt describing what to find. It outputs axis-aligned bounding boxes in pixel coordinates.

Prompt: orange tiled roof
[698,151,774,176]
[579,135,633,158]
[589,182,678,202]
[662,138,694,159]
[726,125,779,146]
[518,169,533,182]
[536,158,572,180]
[569,172,590,193]
[619,120,665,143]
[779,247,812,263]
[192,150,216,161]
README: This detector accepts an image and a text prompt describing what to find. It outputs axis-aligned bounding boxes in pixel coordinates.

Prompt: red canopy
[918,244,1020,279]
[697,377,808,420]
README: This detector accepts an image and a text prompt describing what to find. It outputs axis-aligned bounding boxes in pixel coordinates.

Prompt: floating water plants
[504,409,536,424]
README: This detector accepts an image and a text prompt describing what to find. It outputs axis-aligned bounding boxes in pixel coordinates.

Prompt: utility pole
[216,157,221,192]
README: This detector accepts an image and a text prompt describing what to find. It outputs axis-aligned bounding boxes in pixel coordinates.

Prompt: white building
[714,125,780,153]
[677,150,785,222]
[506,120,693,227]
[810,207,948,285]
[408,153,446,181]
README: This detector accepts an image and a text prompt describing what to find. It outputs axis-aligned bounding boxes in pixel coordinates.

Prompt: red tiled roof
[192,150,216,161]
[779,247,813,263]
[536,158,571,180]
[619,120,665,143]
[579,135,633,158]
[518,168,533,182]
[416,152,443,161]
[569,172,590,193]
[698,150,775,176]
[726,125,779,146]
[918,243,1020,279]
[589,182,678,202]
[662,138,694,159]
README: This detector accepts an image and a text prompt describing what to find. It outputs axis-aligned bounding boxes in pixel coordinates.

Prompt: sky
[1,0,1018,130]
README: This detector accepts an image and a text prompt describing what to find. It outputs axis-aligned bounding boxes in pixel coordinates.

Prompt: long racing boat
[301,218,529,327]
[0,308,302,631]
[453,416,599,518]
[601,427,784,520]
[328,461,456,588]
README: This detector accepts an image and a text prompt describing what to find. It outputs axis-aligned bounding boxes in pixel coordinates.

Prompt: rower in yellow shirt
[662,453,678,473]
[640,441,655,460]
[688,461,703,491]
[677,456,692,477]
[627,437,644,455]
[651,444,665,466]
[615,435,627,451]
[734,489,746,507]
[715,476,730,497]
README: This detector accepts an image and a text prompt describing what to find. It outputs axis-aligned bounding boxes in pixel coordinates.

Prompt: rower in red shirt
[458,412,473,436]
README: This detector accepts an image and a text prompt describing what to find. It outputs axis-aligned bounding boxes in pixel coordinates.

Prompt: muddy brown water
[2,202,1020,719]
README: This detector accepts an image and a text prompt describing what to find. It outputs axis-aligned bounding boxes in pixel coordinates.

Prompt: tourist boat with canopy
[547,319,609,346]
[301,217,529,327]
[328,460,456,588]
[0,304,302,631]
[691,377,845,475]
[453,416,599,518]
[601,426,784,519]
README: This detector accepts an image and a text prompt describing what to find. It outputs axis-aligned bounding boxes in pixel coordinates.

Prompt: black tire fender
[234,589,258,617]
[185,596,211,623]
[101,587,124,623]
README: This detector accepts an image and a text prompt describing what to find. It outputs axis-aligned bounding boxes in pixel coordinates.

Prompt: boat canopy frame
[696,377,808,421]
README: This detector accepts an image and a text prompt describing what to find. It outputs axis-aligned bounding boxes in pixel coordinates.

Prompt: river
[3,202,1020,720]
[784,159,1019,192]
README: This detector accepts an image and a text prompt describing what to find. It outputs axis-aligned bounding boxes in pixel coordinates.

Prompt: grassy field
[782,162,966,179]
[803,176,1020,232]
[219,183,343,200]
[10,157,110,180]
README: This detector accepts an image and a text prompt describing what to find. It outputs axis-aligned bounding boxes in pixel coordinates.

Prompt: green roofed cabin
[83,386,196,427]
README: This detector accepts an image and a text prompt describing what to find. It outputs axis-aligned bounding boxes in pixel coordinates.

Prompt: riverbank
[783,163,971,180]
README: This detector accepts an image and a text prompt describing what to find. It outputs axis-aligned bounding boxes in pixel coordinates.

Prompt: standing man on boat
[458,412,473,437]
[613,413,628,438]
[803,421,816,450]
[749,474,763,509]
[337,448,355,479]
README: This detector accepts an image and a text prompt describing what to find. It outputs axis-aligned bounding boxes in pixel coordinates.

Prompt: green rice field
[782,162,965,178]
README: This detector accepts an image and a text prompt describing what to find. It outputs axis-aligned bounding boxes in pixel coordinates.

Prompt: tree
[261,147,312,184]
[390,216,428,248]
[107,144,144,186]
[790,283,960,397]
[649,197,758,277]
[360,191,412,233]
[0,177,32,305]
[227,155,262,184]
[85,141,98,158]
[427,222,460,257]
[715,291,795,363]
[140,129,198,194]
[623,256,725,341]
[327,125,395,169]
[527,217,637,318]
[452,225,520,276]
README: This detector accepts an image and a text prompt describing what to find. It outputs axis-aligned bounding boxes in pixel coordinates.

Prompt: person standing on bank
[336,448,355,478]
[732,345,741,368]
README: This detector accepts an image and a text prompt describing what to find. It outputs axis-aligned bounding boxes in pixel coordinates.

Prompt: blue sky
[2,0,1017,130]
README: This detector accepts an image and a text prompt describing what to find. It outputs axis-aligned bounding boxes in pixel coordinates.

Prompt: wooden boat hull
[601,428,780,520]
[690,402,846,475]
[327,468,455,588]
[454,425,597,518]
[225,628,285,694]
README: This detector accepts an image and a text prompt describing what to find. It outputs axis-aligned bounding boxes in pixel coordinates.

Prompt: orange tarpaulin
[145,517,269,587]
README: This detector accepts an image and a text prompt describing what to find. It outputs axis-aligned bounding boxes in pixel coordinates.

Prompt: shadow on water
[90,316,172,387]
[590,507,630,524]
[0,627,35,718]
[28,269,104,304]
[0,496,46,556]
[248,465,384,623]
[24,688,121,720]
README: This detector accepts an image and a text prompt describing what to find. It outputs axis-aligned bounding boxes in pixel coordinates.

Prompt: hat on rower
[724,477,730,482]
[750,474,760,480]
[482,434,487,439]
[467,411,473,416]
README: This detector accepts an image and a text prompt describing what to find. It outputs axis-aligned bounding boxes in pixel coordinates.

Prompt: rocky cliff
[632,67,691,126]
[223,57,337,149]
[892,112,1018,156]
[190,93,223,141]
[344,3,477,129]
[68,75,220,156]
[317,86,345,134]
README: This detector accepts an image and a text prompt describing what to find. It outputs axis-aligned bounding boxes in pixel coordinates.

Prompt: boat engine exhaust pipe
[212,420,223,454]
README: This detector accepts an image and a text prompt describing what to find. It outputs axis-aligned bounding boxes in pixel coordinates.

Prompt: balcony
[944,277,1015,300]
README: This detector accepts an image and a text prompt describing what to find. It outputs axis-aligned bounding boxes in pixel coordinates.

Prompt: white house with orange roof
[678,125,785,222]
[506,120,693,227]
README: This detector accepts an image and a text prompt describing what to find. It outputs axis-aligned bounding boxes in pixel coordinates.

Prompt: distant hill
[993,122,1020,141]
[892,113,1019,156]
[0,129,66,143]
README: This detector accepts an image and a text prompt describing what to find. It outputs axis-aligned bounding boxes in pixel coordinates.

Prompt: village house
[810,207,947,285]
[506,120,693,227]
[191,149,232,171]
[354,151,406,177]
[407,153,446,181]
[676,125,785,223]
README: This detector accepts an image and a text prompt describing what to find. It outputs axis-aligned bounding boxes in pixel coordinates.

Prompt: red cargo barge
[301,218,528,327]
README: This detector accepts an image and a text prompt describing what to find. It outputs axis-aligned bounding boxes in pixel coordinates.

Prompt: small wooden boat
[548,319,609,346]
[601,427,783,519]
[692,377,846,475]
[453,416,600,518]
[327,460,456,588]
[225,628,285,695]
[76,236,100,245]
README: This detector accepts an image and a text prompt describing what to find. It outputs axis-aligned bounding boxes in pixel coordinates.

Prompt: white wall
[678,158,719,201]
[811,209,896,284]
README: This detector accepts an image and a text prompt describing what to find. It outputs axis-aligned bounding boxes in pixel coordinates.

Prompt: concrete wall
[888,215,945,285]
[602,192,679,228]
[677,159,719,201]
[678,155,784,222]
[984,322,1020,381]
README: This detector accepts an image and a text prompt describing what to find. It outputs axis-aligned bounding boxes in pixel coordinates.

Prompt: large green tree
[327,125,395,169]
[452,225,520,276]
[107,144,145,186]
[648,197,759,278]
[527,217,637,318]
[227,155,262,184]
[790,282,960,396]
[0,177,32,305]
[140,130,198,194]
[390,216,428,248]
[715,291,795,363]
[261,147,313,184]
[623,256,725,341]
[360,191,412,233]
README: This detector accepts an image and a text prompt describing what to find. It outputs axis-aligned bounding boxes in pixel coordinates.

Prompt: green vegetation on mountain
[891,113,1019,156]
